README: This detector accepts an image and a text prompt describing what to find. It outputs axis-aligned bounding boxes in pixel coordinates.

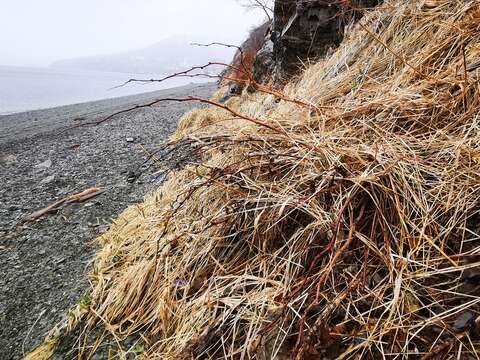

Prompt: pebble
[455,311,475,330]
[1,154,17,165]
[40,175,56,185]
[461,268,480,284]
[35,159,52,170]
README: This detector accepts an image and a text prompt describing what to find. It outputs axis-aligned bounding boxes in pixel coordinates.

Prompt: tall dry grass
[76,1,480,358]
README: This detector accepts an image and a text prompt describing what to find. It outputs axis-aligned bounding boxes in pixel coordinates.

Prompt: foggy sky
[0,0,265,67]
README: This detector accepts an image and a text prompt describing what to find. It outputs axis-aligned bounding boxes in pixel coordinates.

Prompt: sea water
[0,65,204,115]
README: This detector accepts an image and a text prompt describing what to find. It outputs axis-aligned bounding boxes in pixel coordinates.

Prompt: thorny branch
[108,59,325,114]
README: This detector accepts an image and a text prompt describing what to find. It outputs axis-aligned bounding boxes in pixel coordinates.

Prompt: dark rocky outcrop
[221,0,382,97]
[254,0,382,84]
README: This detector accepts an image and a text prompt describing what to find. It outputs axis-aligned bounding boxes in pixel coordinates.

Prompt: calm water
[0,65,204,114]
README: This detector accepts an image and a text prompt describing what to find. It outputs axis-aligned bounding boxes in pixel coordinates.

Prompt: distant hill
[50,35,235,76]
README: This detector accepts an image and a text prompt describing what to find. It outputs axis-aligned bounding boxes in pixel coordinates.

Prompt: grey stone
[34,158,52,170]
[40,175,56,185]
[455,311,475,331]
[0,154,17,165]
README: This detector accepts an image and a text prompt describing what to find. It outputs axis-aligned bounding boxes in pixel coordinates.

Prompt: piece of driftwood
[28,187,104,221]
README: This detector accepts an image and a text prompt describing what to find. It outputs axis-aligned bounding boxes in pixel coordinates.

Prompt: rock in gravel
[40,175,56,185]
[34,158,52,170]
[7,205,19,212]
[0,154,17,165]
[455,311,475,331]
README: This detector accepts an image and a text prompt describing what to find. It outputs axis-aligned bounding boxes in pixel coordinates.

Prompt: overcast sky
[0,0,265,67]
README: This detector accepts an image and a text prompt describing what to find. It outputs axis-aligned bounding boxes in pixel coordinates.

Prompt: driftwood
[28,187,104,221]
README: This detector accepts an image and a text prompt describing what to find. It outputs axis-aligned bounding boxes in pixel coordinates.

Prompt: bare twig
[28,187,104,220]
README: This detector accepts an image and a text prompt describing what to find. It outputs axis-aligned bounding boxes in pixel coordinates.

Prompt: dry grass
[22,327,61,360]
[73,1,480,358]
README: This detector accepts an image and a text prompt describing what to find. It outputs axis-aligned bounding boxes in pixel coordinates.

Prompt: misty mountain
[50,35,236,76]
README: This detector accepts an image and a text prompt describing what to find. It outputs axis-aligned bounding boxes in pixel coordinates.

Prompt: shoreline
[0,81,210,117]
[0,82,216,145]
[0,82,216,359]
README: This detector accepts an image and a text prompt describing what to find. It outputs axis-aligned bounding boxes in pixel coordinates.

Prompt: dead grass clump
[76,1,480,358]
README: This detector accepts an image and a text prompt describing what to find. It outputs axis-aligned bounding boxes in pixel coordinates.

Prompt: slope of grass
[66,1,480,358]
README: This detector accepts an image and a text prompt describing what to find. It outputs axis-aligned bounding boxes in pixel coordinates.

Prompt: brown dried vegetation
[61,1,480,359]
[222,21,271,86]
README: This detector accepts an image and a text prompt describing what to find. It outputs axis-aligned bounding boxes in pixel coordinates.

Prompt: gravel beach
[0,82,216,359]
